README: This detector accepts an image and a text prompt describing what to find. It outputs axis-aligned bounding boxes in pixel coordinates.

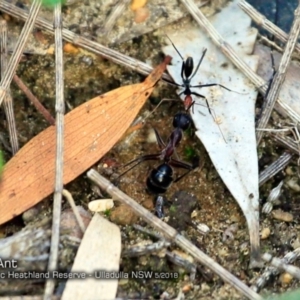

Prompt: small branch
[262,252,300,280]
[271,134,300,154]
[0,0,42,107]
[13,75,55,126]
[259,152,293,186]
[252,248,300,292]
[239,0,300,54]
[0,20,19,154]
[44,3,64,300]
[256,4,300,144]
[87,169,262,300]
[62,189,86,233]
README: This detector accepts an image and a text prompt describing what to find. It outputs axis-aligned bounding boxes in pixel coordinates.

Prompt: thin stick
[256,4,300,144]
[87,169,262,300]
[0,0,42,107]
[262,252,300,279]
[252,248,300,292]
[13,75,55,126]
[62,189,86,233]
[259,152,293,186]
[239,0,300,54]
[272,134,300,154]
[0,20,19,154]
[44,3,64,300]
[103,0,130,36]
[178,0,300,125]
[0,1,172,82]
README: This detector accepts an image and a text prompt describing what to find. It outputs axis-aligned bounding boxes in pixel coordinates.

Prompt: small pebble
[63,43,79,54]
[260,227,271,240]
[134,7,150,23]
[110,205,138,225]
[286,178,300,192]
[182,283,193,293]
[88,199,114,212]
[272,209,293,222]
[279,272,293,285]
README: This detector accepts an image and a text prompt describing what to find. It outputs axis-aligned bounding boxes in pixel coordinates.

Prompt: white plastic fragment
[163,0,261,266]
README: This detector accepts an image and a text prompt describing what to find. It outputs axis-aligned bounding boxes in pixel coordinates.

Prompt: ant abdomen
[183,57,194,79]
[146,163,173,194]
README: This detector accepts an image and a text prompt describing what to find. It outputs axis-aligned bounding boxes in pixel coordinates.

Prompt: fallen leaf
[0,56,171,225]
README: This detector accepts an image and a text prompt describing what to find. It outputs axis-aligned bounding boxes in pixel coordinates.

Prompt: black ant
[166,35,236,114]
[116,112,198,195]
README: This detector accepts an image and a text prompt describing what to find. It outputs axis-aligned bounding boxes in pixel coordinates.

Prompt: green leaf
[266,289,300,300]
[41,0,66,7]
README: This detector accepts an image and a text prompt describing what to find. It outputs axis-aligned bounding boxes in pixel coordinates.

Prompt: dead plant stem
[0,0,42,107]
[0,20,19,154]
[256,4,300,143]
[43,3,64,300]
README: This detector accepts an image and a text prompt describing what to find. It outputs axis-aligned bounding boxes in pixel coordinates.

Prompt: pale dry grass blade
[87,169,262,300]
[259,152,294,186]
[102,0,130,36]
[44,3,65,300]
[0,20,19,154]
[256,4,300,144]
[0,0,42,107]
[62,189,86,233]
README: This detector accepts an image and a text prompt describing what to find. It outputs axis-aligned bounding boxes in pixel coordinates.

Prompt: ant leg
[116,153,161,180]
[190,92,227,143]
[190,91,212,115]
[165,34,184,60]
[144,98,180,121]
[191,83,245,95]
[169,157,198,183]
[189,48,207,81]
[153,127,166,149]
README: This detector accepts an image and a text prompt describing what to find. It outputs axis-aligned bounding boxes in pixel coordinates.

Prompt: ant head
[184,57,194,79]
[173,113,192,131]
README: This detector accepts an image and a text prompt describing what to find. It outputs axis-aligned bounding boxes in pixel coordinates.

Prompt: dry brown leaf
[0,56,171,225]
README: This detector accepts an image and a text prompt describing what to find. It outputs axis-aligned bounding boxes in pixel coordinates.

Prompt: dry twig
[44,3,64,300]
[0,0,42,107]
[87,169,262,300]
[13,75,55,125]
[255,4,300,144]
[0,20,19,154]
[62,189,86,233]
[239,0,300,54]
[259,152,293,186]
